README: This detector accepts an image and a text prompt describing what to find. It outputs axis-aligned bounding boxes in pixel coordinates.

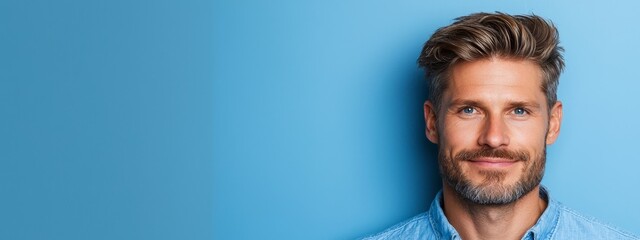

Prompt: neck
[442,184,547,240]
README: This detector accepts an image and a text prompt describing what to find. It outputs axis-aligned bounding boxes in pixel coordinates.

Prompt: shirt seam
[542,203,560,240]
[428,210,443,240]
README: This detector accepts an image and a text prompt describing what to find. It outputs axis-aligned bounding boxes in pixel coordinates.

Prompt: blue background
[2,0,639,239]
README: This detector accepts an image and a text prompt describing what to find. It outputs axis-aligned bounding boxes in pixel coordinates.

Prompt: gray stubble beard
[438,147,546,205]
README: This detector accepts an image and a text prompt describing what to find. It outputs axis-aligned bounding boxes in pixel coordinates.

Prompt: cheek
[508,120,548,146]
[440,118,481,149]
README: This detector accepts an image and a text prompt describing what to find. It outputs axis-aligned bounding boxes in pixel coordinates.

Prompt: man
[364,12,638,239]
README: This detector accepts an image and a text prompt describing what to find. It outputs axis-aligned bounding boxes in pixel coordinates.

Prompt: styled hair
[418,12,564,111]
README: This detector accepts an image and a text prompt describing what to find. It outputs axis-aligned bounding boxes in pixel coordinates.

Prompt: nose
[478,114,510,148]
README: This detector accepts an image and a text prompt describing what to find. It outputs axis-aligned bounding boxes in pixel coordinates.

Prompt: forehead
[444,58,545,104]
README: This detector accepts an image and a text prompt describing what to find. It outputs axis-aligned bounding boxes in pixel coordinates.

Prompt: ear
[546,101,563,145]
[424,101,439,144]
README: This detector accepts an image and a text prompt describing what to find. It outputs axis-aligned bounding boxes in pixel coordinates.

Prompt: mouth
[468,157,519,168]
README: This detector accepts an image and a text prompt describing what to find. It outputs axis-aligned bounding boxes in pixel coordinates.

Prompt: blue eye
[462,107,474,114]
[514,107,527,115]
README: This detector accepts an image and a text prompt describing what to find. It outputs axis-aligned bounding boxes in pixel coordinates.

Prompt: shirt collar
[428,191,460,239]
[522,186,560,240]
[427,186,560,240]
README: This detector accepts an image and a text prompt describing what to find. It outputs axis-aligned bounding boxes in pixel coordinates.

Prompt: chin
[452,172,539,205]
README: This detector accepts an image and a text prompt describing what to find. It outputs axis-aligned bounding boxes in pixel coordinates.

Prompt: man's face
[424,58,562,205]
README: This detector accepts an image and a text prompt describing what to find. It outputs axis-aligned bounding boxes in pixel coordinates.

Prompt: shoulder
[553,202,639,239]
[360,212,437,240]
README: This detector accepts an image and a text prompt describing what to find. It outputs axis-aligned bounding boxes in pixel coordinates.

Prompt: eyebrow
[506,101,541,110]
[448,99,484,108]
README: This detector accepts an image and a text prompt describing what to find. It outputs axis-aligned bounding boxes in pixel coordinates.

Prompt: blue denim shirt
[363,187,638,240]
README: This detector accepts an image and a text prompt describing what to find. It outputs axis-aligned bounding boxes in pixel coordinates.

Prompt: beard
[438,146,545,205]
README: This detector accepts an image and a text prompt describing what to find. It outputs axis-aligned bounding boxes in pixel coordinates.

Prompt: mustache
[454,148,530,162]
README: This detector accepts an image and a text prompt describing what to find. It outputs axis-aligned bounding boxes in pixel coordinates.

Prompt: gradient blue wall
[2,0,638,240]
[1,1,213,239]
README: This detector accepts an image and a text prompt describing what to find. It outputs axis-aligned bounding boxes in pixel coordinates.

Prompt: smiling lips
[468,157,519,167]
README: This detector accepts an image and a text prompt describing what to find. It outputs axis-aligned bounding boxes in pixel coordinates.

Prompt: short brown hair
[418,12,564,111]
